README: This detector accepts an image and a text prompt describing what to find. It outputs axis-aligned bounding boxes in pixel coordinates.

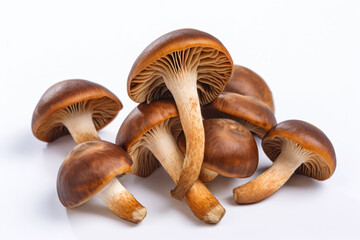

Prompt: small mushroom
[177,118,258,182]
[127,28,233,200]
[224,65,275,112]
[57,140,147,223]
[32,79,122,144]
[116,100,225,224]
[202,92,276,138]
[233,120,337,204]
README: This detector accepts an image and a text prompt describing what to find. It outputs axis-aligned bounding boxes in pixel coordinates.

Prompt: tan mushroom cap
[201,92,277,138]
[127,28,233,104]
[178,118,258,178]
[32,79,122,142]
[57,140,132,208]
[116,99,180,177]
[223,65,275,112]
[262,120,336,180]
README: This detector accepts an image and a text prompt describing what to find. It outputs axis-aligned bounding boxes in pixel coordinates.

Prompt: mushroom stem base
[98,178,147,223]
[144,122,225,223]
[233,138,308,204]
[62,112,100,144]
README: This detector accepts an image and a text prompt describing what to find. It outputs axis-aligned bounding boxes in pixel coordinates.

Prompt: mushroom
[32,79,122,144]
[127,28,233,200]
[201,92,277,138]
[177,118,258,182]
[223,65,275,112]
[116,100,225,224]
[57,140,147,223]
[233,120,337,204]
[33,80,146,222]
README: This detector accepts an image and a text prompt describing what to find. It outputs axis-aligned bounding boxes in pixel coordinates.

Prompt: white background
[1,0,359,239]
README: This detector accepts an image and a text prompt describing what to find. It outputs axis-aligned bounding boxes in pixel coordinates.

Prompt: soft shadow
[66,198,139,227]
[12,129,41,157]
[285,174,319,188]
[45,135,76,155]
[40,191,66,221]
[42,135,76,174]
[130,168,223,226]
[131,168,208,225]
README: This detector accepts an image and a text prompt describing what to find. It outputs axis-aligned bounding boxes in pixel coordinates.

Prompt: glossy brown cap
[262,120,336,180]
[223,65,275,112]
[127,28,233,104]
[178,118,258,178]
[201,92,276,138]
[57,140,132,207]
[32,79,122,142]
[116,99,179,177]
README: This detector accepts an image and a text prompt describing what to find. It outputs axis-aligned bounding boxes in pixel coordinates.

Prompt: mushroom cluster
[32,28,336,224]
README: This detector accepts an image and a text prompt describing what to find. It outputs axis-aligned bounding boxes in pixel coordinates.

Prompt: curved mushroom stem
[165,70,205,200]
[199,168,218,183]
[233,139,308,204]
[62,112,100,144]
[144,122,225,224]
[98,177,147,223]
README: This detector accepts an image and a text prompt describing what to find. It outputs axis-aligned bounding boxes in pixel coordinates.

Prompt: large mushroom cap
[57,140,132,208]
[32,79,122,142]
[116,99,181,177]
[262,120,336,180]
[223,65,275,112]
[201,92,277,138]
[127,28,233,104]
[178,118,258,178]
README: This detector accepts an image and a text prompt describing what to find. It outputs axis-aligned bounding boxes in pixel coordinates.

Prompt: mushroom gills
[36,97,118,143]
[233,137,329,204]
[130,46,232,200]
[130,47,232,105]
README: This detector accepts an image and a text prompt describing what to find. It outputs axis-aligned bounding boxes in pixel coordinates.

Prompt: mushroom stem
[233,139,308,204]
[144,123,225,224]
[199,168,218,183]
[98,177,147,223]
[165,70,205,200]
[62,112,100,144]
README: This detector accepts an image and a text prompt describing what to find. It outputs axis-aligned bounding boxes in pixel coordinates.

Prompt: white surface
[1,0,359,239]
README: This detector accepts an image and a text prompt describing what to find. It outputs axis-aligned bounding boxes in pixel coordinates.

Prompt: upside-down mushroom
[233,120,336,204]
[127,28,233,200]
[116,100,225,224]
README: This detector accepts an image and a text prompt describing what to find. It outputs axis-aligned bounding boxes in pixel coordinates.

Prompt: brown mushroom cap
[116,99,181,177]
[57,140,132,208]
[178,118,258,178]
[32,79,122,142]
[201,92,277,137]
[223,65,275,112]
[262,120,336,180]
[127,28,233,104]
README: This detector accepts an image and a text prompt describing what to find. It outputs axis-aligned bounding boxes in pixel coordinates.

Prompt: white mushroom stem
[62,112,100,144]
[165,69,205,200]
[233,139,310,204]
[144,123,225,224]
[199,168,218,183]
[98,177,147,223]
